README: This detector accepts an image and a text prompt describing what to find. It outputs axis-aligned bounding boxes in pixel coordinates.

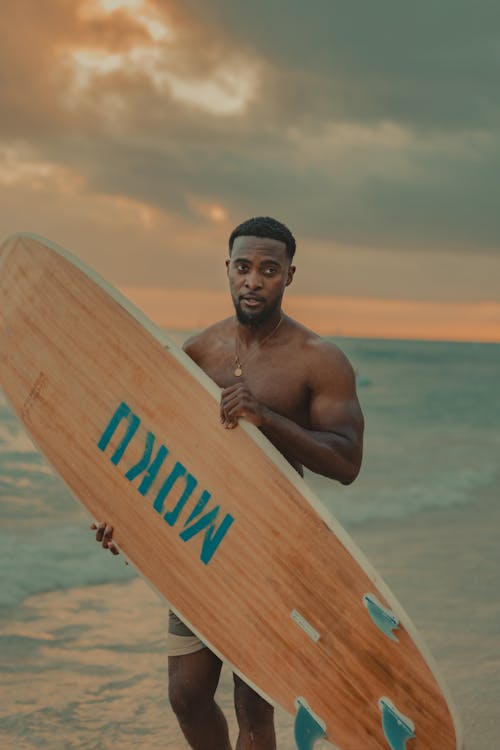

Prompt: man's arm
[220,341,364,485]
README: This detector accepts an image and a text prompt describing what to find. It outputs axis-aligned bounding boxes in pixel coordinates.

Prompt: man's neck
[236,312,283,346]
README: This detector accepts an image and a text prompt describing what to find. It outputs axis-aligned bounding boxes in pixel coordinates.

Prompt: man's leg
[169,648,232,750]
[233,674,276,750]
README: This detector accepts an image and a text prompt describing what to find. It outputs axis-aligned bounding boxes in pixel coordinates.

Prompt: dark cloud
[181,0,500,129]
[1,0,499,270]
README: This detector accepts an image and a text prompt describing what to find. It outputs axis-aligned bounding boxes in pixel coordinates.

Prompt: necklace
[233,316,283,377]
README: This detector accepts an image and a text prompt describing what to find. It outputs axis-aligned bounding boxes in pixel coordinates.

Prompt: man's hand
[90,521,120,556]
[220,383,268,429]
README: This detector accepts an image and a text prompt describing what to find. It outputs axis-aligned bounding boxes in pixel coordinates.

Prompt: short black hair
[228,216,296,261]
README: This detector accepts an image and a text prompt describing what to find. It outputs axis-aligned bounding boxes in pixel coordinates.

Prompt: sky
[1,0,499,340]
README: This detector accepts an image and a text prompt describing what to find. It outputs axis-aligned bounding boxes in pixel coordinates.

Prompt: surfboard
[0,233,463,750]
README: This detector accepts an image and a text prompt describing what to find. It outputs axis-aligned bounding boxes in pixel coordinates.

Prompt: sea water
[307,337,500,525]
[1,337,499,612]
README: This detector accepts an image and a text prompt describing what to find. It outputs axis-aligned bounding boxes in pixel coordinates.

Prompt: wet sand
[1,490,498,749]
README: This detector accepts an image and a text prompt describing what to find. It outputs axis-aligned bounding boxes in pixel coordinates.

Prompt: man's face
[226,235,295,326]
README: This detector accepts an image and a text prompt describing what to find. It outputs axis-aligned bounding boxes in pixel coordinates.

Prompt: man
[93,216,364,750]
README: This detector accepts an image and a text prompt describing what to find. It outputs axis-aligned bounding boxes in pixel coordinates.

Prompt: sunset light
[69,0,256,115]
[0,148,55,187]
[79,0,171,39]
[67,45,256,115]
[96,0,143,11]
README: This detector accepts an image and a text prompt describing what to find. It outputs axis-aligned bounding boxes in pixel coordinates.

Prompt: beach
[1,336,499,749]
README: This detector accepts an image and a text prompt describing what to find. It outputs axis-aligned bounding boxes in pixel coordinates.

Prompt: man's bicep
[308,355,364,440]
[310,388,363,441]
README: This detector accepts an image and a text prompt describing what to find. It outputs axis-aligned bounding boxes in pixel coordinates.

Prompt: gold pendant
[234,366,243,377]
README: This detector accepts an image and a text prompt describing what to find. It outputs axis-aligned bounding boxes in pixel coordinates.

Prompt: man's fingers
[221,383,243,397]
[93,521,106,542]
[221,388,250,416]
[90,521,121,557]
[220,396,240,425]
[220,384,262,428]
[221,390,244,408]
[221,402,242,427]
[92,521,113,546]
[102,524,114,549]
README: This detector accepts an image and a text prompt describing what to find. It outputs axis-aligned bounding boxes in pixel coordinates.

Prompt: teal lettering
[164,474,198,526]
[124,431,169,496]
[153,462,199,526]
[100,402,235,564]
[153,461,186,513]
[180,505,235,565]
[200,513,234,565]
[98,401,140,465]
[184,489,211,525]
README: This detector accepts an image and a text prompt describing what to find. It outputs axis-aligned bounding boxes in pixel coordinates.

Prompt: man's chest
[200,348,311,424]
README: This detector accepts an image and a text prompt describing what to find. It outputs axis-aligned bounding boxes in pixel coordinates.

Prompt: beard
[233,294,283,327]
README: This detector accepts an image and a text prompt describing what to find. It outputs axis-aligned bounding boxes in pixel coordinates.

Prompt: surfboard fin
[363,593,400,642]
[294,698,326,750]
[379,697,416,750]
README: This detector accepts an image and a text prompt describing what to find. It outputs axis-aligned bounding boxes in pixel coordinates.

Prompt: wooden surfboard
[0,233,463,750]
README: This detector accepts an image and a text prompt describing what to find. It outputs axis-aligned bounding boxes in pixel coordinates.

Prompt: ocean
[307,337,500,525]
[1,336,499,749]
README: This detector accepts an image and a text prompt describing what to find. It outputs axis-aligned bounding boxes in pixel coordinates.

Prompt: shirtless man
[93,216,364,750]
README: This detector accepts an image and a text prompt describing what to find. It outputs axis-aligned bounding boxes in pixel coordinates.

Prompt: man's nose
[244,271,263,289]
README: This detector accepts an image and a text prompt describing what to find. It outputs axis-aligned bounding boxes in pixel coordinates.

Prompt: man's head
[226,217,296,327]
[228,216,296,261]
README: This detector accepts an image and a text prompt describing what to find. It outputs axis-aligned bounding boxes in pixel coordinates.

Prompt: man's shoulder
[182,317,233,362]
[286,317,355,381]
[288,318,352,361]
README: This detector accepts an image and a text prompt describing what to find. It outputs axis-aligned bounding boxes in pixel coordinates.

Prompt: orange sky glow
[123,287,500,343]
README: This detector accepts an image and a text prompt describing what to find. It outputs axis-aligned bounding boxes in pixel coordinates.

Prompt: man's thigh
[168,647,224,705]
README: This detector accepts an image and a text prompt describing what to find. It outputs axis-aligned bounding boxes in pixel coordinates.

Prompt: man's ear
[225,258,230,275]
[286,265,296,286]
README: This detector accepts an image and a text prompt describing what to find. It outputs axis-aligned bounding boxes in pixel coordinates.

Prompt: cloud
[0,0,499,308]
[186,1,500,129]
[65,1,258,116]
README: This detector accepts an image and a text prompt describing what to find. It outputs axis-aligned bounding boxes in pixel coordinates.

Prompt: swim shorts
[166,610,206,657]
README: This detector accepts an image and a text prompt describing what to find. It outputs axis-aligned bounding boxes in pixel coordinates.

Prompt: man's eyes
[236,264,278,275]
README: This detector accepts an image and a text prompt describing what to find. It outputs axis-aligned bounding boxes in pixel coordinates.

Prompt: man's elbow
[311,440,362,484]
[336,451,363,485]
[339,468,359,486]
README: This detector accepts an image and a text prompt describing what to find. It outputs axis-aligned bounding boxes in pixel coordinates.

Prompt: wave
[0,524,136,609]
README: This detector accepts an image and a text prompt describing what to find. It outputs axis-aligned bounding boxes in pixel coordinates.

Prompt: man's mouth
[240,295,265,308]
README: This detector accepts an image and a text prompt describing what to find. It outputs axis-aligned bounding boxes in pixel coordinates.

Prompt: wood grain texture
[0,233,462,750]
